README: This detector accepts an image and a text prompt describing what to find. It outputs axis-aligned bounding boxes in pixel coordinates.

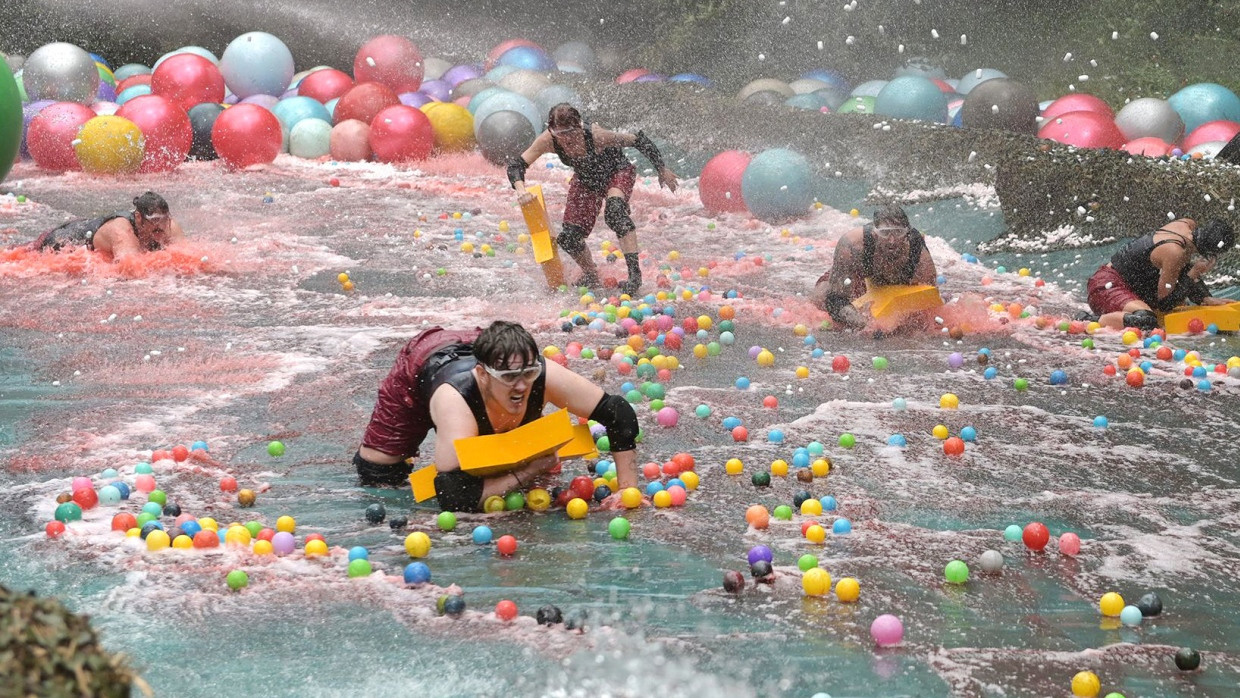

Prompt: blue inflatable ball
[876,76,948,122]
[289,118,332,158]
[722,416,743,430]
[768,429,785,444]
[792,452,811,468]
[116,83,151,105]
[735,377,751,390]
[832,519,852,534]
[820,496,837,511]
[113,63,151,82]
[1049,369,1068,385]
[803,69,850,94]
[669,73,712,87]
[473,90,542,139]
[1168,83,1240,134]
[785,93,826,111]
[984,367,998,380]
[960,426,977,442]
[498,46,555,72]
[348,546,369,562]
[645,481,665,496]
[467,86,507,115]
[472,525,493,545]
[180,520,202,538]
[1093,416,1108,428]
[741,148,814,223]
[956,68,1007,95]
[888,434,907,447]
[111,481,131,500]
[272,96,331,133]
[404,561,432,585]
[220,32,295,99]
[1197,379,1212,392]
[850,80,887,97]
[324,97,339,119]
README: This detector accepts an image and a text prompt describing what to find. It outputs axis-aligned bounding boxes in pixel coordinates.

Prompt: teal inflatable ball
[960,78,1040,135]
[894,57,947,80]
[956,68,1007,96]
[114,63,151,82]
[497,46,555,72]
[467,86,506,114]
[850,80,887,97]
[472,90,541,138]
[838,96,876,115]
[785,93,827,111]
[272,96,331,134]
[741,148,814,223]
[876,76,948,122]
[452,78,494,101]
[534,84,580,122]
[1168,83,1240,134]
[0,60,21,184]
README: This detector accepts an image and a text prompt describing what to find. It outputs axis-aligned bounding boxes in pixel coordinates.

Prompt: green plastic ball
[717,320,734,333]
[504,491,525,511]
[1003,524,1022,542]
[872,356,889,370]
[226,570,249,591]
[649,399,664,412]
[267,441,285,457]
[435,267,447,276]
[136,512,156,527]
[752,471,771,487]
[244,520,262,538]
[1082,338,1095,349]
[608,517,631,540]
[707,342,722,356]
[839,433,856,449]
[141,502,163,517]
[797,554,819,572]
[645,383,666,400]
[1014,378,1029,391]
[1103,693,1127,698]
[135,462,153,474]
[625,389,643,403]
[596,435,611,452]
[695,404,711,418]
[581,348,595,359]
[147,489,167,506]
[54,502,83,523]
[944,560,970,584]
[773,505,793,520]
[347,559,373,578]
[436,511,457,532]
[1057,321,1070,332]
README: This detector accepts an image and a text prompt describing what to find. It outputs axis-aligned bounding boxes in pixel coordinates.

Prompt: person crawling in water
[26,192,185,262]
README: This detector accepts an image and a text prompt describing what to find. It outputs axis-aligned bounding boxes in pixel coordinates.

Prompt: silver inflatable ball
[1115,97,1186,144]
[478,109,536,166]
[22,42,101,104]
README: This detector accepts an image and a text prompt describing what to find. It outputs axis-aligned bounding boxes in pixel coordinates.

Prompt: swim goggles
[550,125,583,137]
[872,225,910,240]
[483,362,543,385]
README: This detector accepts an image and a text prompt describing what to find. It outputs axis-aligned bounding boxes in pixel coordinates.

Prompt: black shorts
[434,470,484,513]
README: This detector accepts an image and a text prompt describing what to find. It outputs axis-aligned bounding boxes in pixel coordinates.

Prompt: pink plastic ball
[699,150,752,213]
[656,407,679,428]
[368,105,434,163]
[1059,532,1081,556]
[211,103,282,169]
[175,513,195,527]
[151,53,225,112]
[329,119,372,161]
[1038,110,1125,149]
[28,102,96,171]
[667,485,687,506]
[134,474,157,493]
[72,476,93,492]
[116,95,192,172]
[353,35,424,94]
[656,315,674,331]
[870,614,904,646]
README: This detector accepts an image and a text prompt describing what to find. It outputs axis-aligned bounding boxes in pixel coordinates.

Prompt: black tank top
[861,224,926,284]
[551,122,630,194]
[38,212,138,252]
[419,343,547,435]
[1110,229,1188,305]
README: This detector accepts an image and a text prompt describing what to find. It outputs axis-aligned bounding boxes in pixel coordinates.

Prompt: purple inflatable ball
[398,91,433,108]
[240,94,279,110]
[419,79,452,102]
[96,81,116,102]
[441,64,483,87]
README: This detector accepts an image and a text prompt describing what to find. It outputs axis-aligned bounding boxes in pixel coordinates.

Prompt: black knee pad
[604,197,635,236]
[558,224,589,255]
[354,451,412,488]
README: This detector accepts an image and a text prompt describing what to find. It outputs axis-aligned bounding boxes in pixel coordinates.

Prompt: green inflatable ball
[0,60,23,185]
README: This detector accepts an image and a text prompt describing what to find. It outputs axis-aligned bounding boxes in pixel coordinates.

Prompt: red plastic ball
[641,462,661,479]
[495,599,518,621]
[369,105,435,162]
[298,68,354,103]
[112,513,138,531]
[496,535,518,556]
[570,476,594,500]
[256,528,275,542]
[1156,346,1172,360]
[943,437,965,456]
[800,520,819,536]
[661,461,680,476]
[1022,522,1050,551]
[1102,365,1117,376]
[171,444,190,462]
[151,449,171,462]
[192,530,219,548]
[72,487,99,510]
[763,396,778,408]
[699,150,752,213]
[1183,366,1195,377]
[150,53,225,112]
[682,317,699,333]
[116,95,193,172]
[334,82,399,126]
[663,333,683,351]
[28,102,96,171]
[1127,347,1142,358]
[549,353,569,368]
[832,355,851,373]
[46,521,66,538]
[731,426,749,442]
[672,453,695,471]
[219,476,238,492]
[304,533,326,544]
[1187,318,1205,334]
[1121,137,1173,157]
[1126,370,1145,388]
[211,104,282,169]
[353,35,424,94]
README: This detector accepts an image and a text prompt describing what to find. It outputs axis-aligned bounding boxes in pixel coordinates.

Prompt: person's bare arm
[819,230,869,329]
[1152,245,1187,302]
[427,385,480,473]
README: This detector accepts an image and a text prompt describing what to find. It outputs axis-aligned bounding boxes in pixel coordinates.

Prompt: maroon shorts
[1087,264,1143,315]
[360,326,482,458]
[562,165,637,233]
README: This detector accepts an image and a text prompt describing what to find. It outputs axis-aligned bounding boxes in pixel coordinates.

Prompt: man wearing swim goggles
[354,320,643,513]
[811,204,939,330]
[26,191,186,261]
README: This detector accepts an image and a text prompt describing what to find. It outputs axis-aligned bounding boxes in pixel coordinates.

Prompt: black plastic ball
[536,605,563,625]
[792,490,813,508]
[1174,647,1201,671]
[1137,591,1163,617]
[364,503,386,524]
[593,485,611,503]
[443,595,466,618]
[388,516,408,530]
[752,471,771,487]
[564,607,588,630]
[163,503,182,517]
[750,560,774,579]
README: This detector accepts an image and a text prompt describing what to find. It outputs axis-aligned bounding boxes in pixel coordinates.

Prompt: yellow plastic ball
[679,471,700,490]
[697,267,709,278]
[542,346,561,357]
[1099,592,1124,617]
[940,393,960,409]
[305,539,329,557]
[1018,267,1031,277]
[835,577,860,602]
[849,208,860,217]
[770,459,789,476]
[460,242,475,253]
[655,291,669,301]
[276,516,296,533]
[668,250,680,261]
[1121,330,1139,345]
[653,490,672,508]
[483,496,506,513]
[795,366,810,379]
[800,499,823,516]
[681,289,693,300]
[126,527,141,538]
[452,211,462,219]
[337,273,350,283]
[806,524,826,543]
[666,356,681,370]
[566,498,589,519]
[145,530,171,551]
[198,517,218,532]
[1070,671,1100,697]
[697,315,713,330]
[651,355,669,370]
[404,531,432,558]
[620,487,643,509]
[990,303,1006,313]
[811,458,831,477]
[607,478,618,491]
[693,344,709,359]
[780,228,791,237]
[1228,356,1240,369]
[225,525,252,546]
[420,102,475,151]
[793,323,809,337]
[757,349,775,367]
[172,534,194,550]
[75,115,145,174]
[341,281,354,292]
[593,477,609,489]
[617,306,631,319]
[526,488,551,511]
[802,567,832,596]
[932,424,950,440]
[1087,322,1101,334]
[725,458,744,475]
[253,539,274,555]
[498,220,510,232]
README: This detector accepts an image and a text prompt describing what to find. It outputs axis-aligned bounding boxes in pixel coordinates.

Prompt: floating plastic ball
[870,614,904,646]
[838,433,856,449]
[1099,591,1125,617]
[940,393,959,409]
[944,560,969,583]
[289,117,332,158]
[496,534,518,556]
[442,594,466,618]
[365,503,386,524]
[699,150,751,214]
[1023,522,1050,551]
[802,568,831,596]
[1003,524,1022,542]
[473,91,541,138]
[979,550,1004,573]
[329,118,371,161]
[347,558,373,578]
[805,524,826,544]
[835,577,860,602]
[773,505,793,520]
[566,498,588,519]
[740,148,814,223]
[832,519,852,534]
[115,94,192,172]
[609,516,631,540]
[23,43,100,104]
[1174,647,1201,671]
[1137,592,1163,617]
[54,501,82,523]
[271,531,295,555]
[1071,671,1100,697]
[1120,605,1143,626]
[298,68,353,103]
[405,531,432,557]
[798,554,818,572]
[145,530,172,551]
[876,76,948,122]
[1059,532,1081,556]
[943,437,965,456]
[220,32,294,99]
[402,561,432,585]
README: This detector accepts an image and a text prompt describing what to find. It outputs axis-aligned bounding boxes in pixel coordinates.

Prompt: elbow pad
[589,393,639,452]
[633,131,665,171]
[506,158,529,188]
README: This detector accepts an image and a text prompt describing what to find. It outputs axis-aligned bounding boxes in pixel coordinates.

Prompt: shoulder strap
[861,225,875,277]
[521,357,549,424]
[904,228,925,280]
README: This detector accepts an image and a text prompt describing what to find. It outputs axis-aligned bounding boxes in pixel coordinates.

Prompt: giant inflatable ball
[1038,110,1125,149]
[220,32,295,99]
[956,68,1007,96]
[477,109,536,166]
[1168,83,1240,135]
[212,103,283,168]
[1183,120,1240,152]
[738,78,793,102]
[875,76,948,122]
[1114,97,1185,144]
[473,91,541,138]
[187,102,225,160]
[960,78,1039,134]
[22,42,100,105]
[354,35,424,95]
[554,42,596,73]
[699,150,751,214]
[741,148,813,223]
[116,94,193,172]
[1,61,24,182]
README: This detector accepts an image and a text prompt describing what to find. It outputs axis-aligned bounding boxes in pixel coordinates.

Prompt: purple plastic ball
[947,352,964,369]
[747,545,773,566]
[271,531,296,556]
[748,346,762,359]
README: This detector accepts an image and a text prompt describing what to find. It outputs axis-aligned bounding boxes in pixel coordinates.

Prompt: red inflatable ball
[486,39,543,70]
[1022,522,1050,551]
[353,35,424,94]
[28,102,97,171]
[699,150,751,214]
[330,119,372,161]
[334,82,400,126]
[151,53,225,112]
[211,104,282,169]
[116,74,153,95]
[1121,137,1173,157]
[116,95,192,172]
[615,68,651,85]
[1038,110,1125,149]
[1041,93,1113,123]
[1182,119,1240,152]
[368,105,434,163]
[298,68,354,104]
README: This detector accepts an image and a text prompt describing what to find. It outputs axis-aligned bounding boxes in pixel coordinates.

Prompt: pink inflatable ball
[211,103,282,169]
[699,150,751,214]
[72,476,93,491]
[353,35,424,94]
[615,68,652,84]
[441,64,483,87]
[870,614,904,646]
[656,407,679,427]
[1059,532,1081,556]
[116,74,152,95]
[1183,120,1240,151]
[298,68,353,104]
[334,82,400,126]
[92,101,120,116]
[28,101,96,171]
[1040,93,1113,124]
[399,91,433,108]
[20,100,55,158]
[1038,110,1125,150]
[151,54,225,112]
[1122,137,1174,157]
[116,95,192,172]
[485,39,544,70]
[368,104,434,163]
[134,474,157,493]
[239,94,279,110]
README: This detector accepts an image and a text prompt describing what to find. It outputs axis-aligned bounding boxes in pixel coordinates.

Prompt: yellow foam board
[1161,301,1240,334]
[852,283,943,320]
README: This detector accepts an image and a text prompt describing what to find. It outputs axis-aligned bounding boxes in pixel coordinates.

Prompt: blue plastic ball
[1049,370,1068,385]
[1120,605,1144,626]
[98,485,121,505]
[111,481,130,499]
[820,496,837,511]
[892,397,908,410]
[620,381,636,394]
[1003,524,1022,541]
[135,462,153,475]
[190,440,208,452]
[1207,323,1219,334]
[1173,349,1188,361]
[735,377,751,390]
[667,478,685,490]
[803,335,816,346]
[472,525,493,545]
[1197,379,1212,391]
[807,441,825,455]
[888,434,907,447]
[1093,416,1108,428]
[140,521,164,539]
[960,426,977,442]
[404,561,432,585]
[101,468,118,479]
[719,331,736,345]
[497,45,556,72]
[832,519,852,534]
[792,452,811,468]
[141,502,163,517]
[740,148,814,223]
[812,348,825,358]
[272,96,331,133]
[768,429,785,444]
[645,481,665,496]
[722,416,743,430]
[984,367,998,380]
[1140,361,1153,374]
[937,274,947,285]
[1168,82,1240,133]
[1192,366,1207,378]
[348,546,369,561]
[180,520,202,538]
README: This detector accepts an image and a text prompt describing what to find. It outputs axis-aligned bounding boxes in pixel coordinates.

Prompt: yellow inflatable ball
[75,115,145,175]
[420,102,475,152]
[834,576,860,602]
[802,567,832,596]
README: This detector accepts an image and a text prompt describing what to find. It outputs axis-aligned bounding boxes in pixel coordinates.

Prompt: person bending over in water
[28,192,184,261]
[354,320,642,512]
[1084,217,1234,330]
[810,204,938,330]
[506,103,679,296]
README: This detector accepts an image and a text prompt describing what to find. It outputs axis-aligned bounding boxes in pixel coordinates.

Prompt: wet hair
[474,321,539,370]
[1195,219,1235,258]
[872,204,910,228]
[133,192,169,217]
[547,103,583,131]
